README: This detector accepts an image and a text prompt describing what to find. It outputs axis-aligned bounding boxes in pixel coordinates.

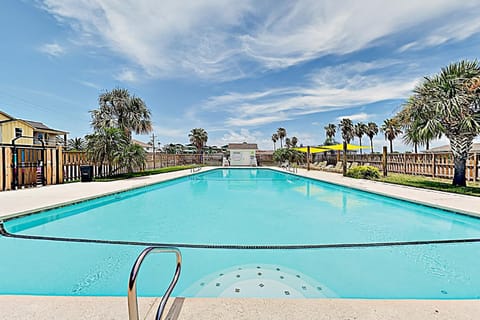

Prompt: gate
[11,147,45,189]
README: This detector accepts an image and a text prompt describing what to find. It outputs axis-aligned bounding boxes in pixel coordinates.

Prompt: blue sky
[1,0,480,151]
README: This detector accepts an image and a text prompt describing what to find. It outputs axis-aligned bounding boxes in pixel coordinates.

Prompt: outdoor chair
[326,161,343,172]
[312,161,327,170]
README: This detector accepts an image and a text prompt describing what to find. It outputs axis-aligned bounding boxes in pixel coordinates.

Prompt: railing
[128,247,182,320]
[190,166,202,173]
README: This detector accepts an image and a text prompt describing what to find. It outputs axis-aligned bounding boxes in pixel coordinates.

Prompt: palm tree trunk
[426,141,430,150]
[453,157,467,187]
[370,138,374,153]
[414,143,418,154]
[389,139,393,153]
[359,137,362,154]
[449,134,473,186]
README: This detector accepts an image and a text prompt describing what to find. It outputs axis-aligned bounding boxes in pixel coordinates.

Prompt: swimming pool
[1,168,479,298]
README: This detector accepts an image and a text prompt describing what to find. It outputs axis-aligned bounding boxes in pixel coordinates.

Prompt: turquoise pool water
[1,168,480,298]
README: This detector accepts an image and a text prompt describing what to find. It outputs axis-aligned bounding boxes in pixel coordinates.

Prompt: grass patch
[378,173,480,197]
[94,165,198,182]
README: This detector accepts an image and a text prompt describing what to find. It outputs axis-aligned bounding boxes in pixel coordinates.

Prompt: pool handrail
[190,166,202,173]
[128,246,182,320]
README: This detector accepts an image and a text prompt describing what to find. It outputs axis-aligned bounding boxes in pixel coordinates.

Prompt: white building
[228,142,258,166]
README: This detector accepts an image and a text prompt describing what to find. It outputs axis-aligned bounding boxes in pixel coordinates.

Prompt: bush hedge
[346,165,380,180]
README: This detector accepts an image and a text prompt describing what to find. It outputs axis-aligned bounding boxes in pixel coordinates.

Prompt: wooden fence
[345,152,479,181]
[1,146,479,191]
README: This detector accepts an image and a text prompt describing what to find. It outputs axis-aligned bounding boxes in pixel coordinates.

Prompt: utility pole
[150,133,157,169]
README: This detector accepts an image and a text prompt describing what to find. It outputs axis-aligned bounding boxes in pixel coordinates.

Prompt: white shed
[228,143,258,166]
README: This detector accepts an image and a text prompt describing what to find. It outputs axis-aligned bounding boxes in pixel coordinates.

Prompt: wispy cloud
[398,7,480,52]
[39,0,480,80]
[77,80,101,90]
[38,42,65,57]
[202,61,418,128]
[336,112,371,121]
[115,69,138,82]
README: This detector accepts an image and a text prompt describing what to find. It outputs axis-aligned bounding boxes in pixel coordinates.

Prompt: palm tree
[285,137,291,148]
[115,143,147,173]
[85,127,128,176]
[67,137,86,151]
[395,95,443,152]
[324,123,336,144]
[381,118,402,153]
[189,128,208,154]
[365,122,379,153]
[277,127,287,148]
[338,118,354,143]
[354,122,368,154]
[291,136,298,147]
[402,127,421,153]
[271,133,278,150]
[403,60,480,186]
[91,88,152,140]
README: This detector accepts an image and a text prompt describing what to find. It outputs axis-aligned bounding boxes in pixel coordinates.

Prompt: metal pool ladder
[190,166,202,173]
[128,247,182,320]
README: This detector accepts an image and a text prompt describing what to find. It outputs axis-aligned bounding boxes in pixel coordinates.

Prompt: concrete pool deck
[1,166,480,319]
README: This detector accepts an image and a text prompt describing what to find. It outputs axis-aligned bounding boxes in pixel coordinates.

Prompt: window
[15,128,22,138]
[37,133,43,141]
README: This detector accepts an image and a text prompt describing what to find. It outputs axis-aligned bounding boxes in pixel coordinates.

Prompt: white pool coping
[1,166,480,319]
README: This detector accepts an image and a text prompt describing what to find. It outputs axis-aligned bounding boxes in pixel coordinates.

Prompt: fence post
[382,146,388,177]
[432,153,436,178]
[0,146,4,191]
[474,153,478,182]
[5,147,12,190]
[57,146,64,184]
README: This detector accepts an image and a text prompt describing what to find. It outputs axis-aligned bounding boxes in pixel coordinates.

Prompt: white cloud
[38,42,65,57]
[77,80,101,90]
[202,61,417,128]
[39,0,480,80]
[209,128,272,149]
[115,69,138,82]
[336,112,371,122]
[398,8,480,52]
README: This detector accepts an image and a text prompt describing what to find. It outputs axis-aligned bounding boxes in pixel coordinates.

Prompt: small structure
[133,139,152,152]
[228,142,258,166]
[0,110,68,146]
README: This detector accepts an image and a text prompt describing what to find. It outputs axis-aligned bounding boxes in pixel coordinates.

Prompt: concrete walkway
[0,296,479,320]
[1,166,480,320]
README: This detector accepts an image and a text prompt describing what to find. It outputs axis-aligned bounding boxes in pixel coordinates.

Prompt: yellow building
[0,110,68,146]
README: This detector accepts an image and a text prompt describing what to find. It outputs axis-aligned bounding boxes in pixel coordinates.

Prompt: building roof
[0,110,14,119]
[132,139,150,148]
[22,120,68,134]
[424,143,480,153]
[228,142,258,150]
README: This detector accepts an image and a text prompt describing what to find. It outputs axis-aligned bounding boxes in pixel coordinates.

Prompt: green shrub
[346,165,380,180]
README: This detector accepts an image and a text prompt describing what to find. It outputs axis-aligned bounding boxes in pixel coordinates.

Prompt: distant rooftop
[228,142,258,150]
[132,139,150,148]
[424,143,480,153]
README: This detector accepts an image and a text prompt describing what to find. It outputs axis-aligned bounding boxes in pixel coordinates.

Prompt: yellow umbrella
[293,146,329,153]
[319,143,369,151]
[292,146,330,171]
